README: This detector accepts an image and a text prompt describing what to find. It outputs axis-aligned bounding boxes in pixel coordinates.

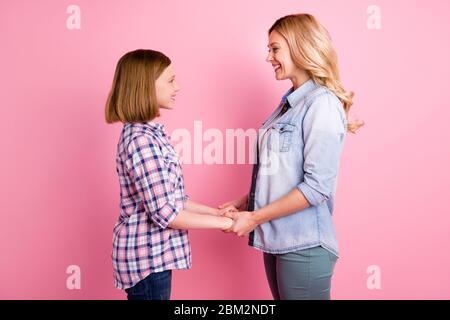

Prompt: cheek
[276,54,289,68]
[156,86,170,104]
[280,53,288,64]
[283,56,296,72]
[161,86,171,99]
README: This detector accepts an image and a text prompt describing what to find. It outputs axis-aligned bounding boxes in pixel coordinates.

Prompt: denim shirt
[249,79,347,257]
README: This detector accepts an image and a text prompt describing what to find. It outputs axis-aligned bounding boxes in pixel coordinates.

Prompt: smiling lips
[272,64,281,72]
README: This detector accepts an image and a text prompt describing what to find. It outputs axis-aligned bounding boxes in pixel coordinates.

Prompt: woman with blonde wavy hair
[219,14,363,300]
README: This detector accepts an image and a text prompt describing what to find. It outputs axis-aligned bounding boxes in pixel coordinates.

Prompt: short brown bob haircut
[105,49,171,124]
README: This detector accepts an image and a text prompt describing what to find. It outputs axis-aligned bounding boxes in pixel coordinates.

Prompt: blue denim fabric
[125,270,172,300]
[249,79,347,257]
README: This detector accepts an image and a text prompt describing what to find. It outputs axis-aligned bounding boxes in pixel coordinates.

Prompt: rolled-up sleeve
[126,135,179,229]
[297,93,346,207]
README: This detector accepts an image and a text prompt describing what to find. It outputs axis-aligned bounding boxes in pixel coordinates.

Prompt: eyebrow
[267,42,280,47]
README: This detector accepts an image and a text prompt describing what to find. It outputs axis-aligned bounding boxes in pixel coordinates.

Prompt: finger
[219,207,232,214]
[218,203,230,209]
[224,212,235,219]
[225,210,239,218]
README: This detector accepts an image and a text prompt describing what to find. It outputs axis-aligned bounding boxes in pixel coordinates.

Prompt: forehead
[268,30,285,46]
[160,64,175,78]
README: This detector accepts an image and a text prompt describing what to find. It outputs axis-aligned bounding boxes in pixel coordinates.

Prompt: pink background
[1,0,449,299]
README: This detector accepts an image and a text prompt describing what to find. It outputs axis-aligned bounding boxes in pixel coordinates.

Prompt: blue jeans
[125,270,172,300]
[263,246,337,300]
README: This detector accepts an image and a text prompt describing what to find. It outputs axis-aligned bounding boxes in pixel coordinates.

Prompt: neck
[290,71,310,90]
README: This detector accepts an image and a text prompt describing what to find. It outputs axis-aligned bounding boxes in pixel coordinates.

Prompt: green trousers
[263,246,338,300]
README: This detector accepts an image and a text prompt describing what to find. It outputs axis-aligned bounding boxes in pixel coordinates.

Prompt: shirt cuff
[152,202,180,229]
[297,182,326,207]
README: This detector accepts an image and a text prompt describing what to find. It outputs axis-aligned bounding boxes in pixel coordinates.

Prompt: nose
[266,51,273,63]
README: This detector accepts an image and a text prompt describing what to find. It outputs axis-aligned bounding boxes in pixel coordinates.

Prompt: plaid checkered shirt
[112,121,191,289]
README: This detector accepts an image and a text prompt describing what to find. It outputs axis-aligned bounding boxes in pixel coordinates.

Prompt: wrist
[210,207,220,216]
[250,210,264,225]
[221,217,233,230]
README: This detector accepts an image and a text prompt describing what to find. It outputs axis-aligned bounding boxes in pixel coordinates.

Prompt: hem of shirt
[114,263,192,290]
[249,241,339,258]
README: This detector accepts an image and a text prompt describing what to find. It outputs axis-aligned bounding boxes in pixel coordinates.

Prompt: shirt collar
[145,121,168,138]
[125,121,166,136]
[145,120,165,132]
[283,78,316,108]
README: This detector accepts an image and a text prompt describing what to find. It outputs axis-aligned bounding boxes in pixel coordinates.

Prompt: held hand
[218,195,248,215]
[218,205,239,216]
[221,211,241,233]
[225,211,259,237]
[223,210,241,220]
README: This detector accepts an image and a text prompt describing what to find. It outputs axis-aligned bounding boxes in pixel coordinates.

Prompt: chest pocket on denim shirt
[268,122,296,153]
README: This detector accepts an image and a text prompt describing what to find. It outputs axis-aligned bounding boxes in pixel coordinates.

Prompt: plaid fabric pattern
[112,121,191,290]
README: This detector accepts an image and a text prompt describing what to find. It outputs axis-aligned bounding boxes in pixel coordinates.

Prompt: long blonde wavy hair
[269,14,363,133]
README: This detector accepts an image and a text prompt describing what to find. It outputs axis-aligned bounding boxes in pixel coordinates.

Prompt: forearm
[252,188,310,225]
[185,200,219,216]
[168,209,230,230]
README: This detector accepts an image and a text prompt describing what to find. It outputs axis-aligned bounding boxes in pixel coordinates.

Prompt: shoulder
[123,123,161,155]
[304,85,345,119]
[302,85,347,132]
[305,85,341,107]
